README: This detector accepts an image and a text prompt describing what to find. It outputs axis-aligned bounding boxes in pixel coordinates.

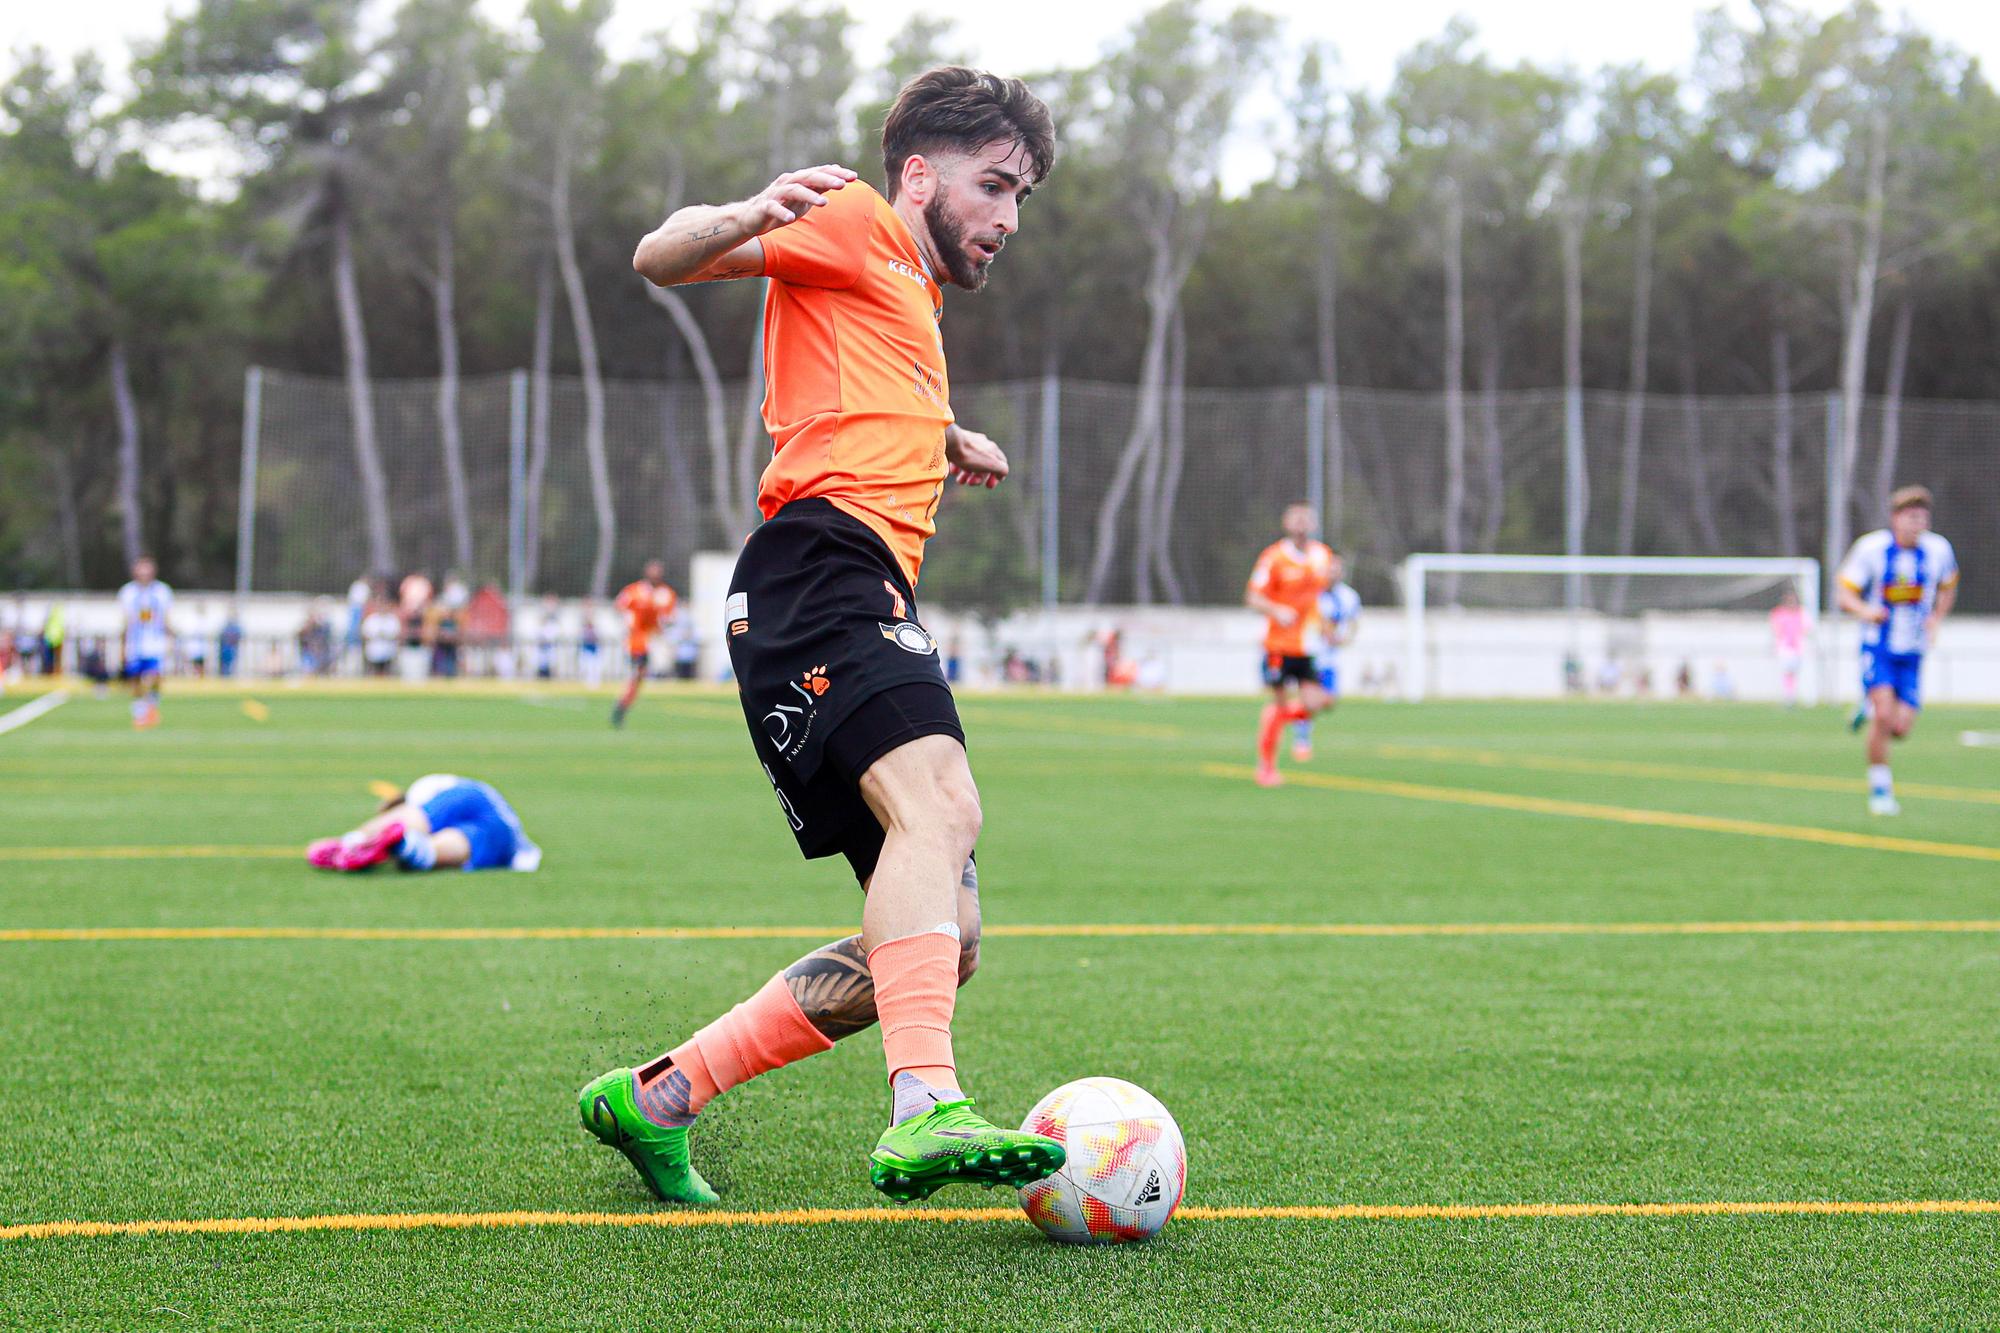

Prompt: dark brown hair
[881,67,1055,201]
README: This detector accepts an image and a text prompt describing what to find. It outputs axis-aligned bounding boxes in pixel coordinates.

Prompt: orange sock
[1258,702,1311,764]
[868,929,960,1092]
[640,972,832,1119]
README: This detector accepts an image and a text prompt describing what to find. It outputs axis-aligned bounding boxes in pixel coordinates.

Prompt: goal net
[1399,554,1822,704]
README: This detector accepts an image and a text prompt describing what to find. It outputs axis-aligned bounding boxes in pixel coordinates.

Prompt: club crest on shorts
[879,621,936,656]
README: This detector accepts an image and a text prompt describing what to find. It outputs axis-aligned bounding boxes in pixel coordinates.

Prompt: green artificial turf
[2,685,1998,1330]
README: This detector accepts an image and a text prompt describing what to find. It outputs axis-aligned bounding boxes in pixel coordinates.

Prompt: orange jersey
[756,180,952,586]
[1247,540,1335,657]
[616,580,678,646]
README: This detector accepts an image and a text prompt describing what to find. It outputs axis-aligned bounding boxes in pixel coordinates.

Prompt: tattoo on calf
[636,1067,697,1128]
[784,914,982,1042]
[785,935,876,1041]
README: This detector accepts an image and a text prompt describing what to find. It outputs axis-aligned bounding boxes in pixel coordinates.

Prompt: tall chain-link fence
[241,369,1998,611]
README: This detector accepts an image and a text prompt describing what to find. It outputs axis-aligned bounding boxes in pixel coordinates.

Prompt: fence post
[1305,384,1326,532]
[1821,391,1844,612]
[508,369,528,602]
[234,366,263,597]
[1040,372,1060,610]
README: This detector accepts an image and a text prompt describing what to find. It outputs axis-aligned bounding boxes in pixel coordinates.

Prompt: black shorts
[728,499,963,881]
[1262,653,1317,688]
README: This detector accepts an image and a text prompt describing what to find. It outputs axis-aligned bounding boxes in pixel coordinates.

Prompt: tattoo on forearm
[785,935,877,1041]
[682,223,729,245]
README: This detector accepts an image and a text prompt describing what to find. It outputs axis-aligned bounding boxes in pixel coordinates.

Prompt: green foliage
[5,1,2000,590]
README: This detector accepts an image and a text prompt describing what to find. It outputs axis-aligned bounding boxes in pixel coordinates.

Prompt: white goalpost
[1398,554,1823,704]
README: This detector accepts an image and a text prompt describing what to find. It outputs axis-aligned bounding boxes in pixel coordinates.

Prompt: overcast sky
[8,0,1997,191]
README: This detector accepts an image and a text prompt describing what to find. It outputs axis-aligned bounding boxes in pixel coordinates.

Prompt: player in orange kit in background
[610,559,679,729]
[1245,503,1336,787]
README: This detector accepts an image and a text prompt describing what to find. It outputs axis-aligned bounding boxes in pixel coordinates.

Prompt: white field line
[0,690,69,737]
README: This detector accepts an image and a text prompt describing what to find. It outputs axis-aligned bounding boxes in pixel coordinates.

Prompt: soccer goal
[1398,554,1822,704]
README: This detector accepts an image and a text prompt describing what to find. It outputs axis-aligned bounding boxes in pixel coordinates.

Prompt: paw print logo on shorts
[802,665,831,696]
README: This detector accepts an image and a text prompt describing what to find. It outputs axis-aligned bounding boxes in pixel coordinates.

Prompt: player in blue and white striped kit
[1835,485,1959,816]
[117,555,174,729]
[307,774,542,873]
[1292,551,1361,762]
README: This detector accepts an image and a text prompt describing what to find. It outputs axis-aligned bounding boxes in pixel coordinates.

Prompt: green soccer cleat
[868,1098,1066,1203]
[578,1068,719,1205]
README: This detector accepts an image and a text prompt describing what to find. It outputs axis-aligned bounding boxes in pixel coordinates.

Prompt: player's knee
[936,776,983,854]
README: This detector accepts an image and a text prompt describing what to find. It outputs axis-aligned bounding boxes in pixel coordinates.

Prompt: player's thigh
[430,828,473,867]
[856,733,980,843]
[1300,681,1329,711]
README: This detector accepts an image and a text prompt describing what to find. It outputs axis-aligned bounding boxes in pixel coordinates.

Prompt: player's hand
[1867,606,1890,625]
[1270,607,1298,627]
[945,426,1008,489]
[740,165,858,236]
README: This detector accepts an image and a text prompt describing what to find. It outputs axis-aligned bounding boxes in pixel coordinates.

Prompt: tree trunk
[331,205,396,576]
[1085,239,1177,604]
[1559,204,1589,563]
[1609,187,1654,613]
[431,218,475,576]
[1835,112,1888,529]
[524,259,554,592]
[736,301,767,536]
[1871,299,1913,515]
[1315,194,1344,533]
[551,140,616,598]
[1677,340,1722,553]
[109,336,143,565]
[47,441,83,586]
[1475,332,1504,554]
[1770,323,1797,557]
[1440,180,1467,602]
[1151,300,1188,604]
[645,283,736,545]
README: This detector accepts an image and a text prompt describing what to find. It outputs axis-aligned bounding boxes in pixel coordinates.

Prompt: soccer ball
[1016,1077,1185,1244]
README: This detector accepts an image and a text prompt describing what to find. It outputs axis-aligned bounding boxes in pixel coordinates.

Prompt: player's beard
[925,192,1001,291]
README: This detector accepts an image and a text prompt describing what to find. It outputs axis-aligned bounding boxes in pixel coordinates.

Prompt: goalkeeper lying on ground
[308,774,542,873]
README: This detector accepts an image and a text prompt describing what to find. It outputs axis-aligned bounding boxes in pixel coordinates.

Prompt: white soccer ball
[1016,1077,1186,1244]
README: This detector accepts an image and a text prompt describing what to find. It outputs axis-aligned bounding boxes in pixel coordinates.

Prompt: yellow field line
[1204,763,2000,864]
[7,1198,1998,1242]
[1372,743,2000,807]
[0,845,300,862]
[7,919,2000,944]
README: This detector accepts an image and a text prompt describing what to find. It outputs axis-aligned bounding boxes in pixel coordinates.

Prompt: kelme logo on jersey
[887,258,926,287]
[879,621,936,655]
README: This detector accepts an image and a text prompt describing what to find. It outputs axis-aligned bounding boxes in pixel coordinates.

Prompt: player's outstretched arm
[632,165,858,288]
[944,424,1008,489]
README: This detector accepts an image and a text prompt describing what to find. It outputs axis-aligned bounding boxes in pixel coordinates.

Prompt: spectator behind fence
[184,601,209,677]
[219,608,243,678]
[398,571,433,682]
[346,573,371,665]
[426,596,462,679]
[362,598,399,676]
[79,637,111,696]
[40,601,64,675]
[298,602,335,675]
[535,595,560,680]
[578,599,603,688]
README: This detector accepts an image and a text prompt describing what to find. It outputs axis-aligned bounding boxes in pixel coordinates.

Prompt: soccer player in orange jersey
[579,69,1066,1206]
[1245,503,1337,787]
[610,559,679,729]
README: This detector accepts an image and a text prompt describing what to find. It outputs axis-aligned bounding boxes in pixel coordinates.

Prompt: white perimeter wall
[14,582,2000,703]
